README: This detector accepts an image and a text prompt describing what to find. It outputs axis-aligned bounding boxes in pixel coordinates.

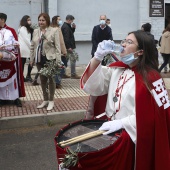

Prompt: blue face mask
[100,20,106,25]
[121,51,140,65]
[58,20,63,26]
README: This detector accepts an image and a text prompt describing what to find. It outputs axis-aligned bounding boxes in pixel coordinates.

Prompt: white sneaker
[37,101,49,109]
[47,101,54,111]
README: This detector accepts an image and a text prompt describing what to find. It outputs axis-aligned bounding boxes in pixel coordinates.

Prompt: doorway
[165,3,170,28]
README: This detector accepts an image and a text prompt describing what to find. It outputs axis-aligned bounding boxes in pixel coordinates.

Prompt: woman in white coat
[18,15,34,82]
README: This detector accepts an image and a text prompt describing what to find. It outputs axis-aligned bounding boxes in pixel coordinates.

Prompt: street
[0,124,66,170]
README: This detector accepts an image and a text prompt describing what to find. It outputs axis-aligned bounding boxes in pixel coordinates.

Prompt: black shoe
[56,84,62,88]
[0,99,3,107]
[71,74,81,79]
[24,77,28,82]
[14,98,22,107]
[32,79,39,86]
[26,76,33,82]
[62,74,70,78]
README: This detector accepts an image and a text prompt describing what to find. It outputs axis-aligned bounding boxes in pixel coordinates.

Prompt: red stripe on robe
[5,25,25,97]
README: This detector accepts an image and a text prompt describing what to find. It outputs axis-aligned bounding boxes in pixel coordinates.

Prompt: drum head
[0,49,16,61]
[56,119,120,153]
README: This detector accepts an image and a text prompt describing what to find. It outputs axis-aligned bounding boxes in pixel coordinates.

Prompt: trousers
[36,63,56,101]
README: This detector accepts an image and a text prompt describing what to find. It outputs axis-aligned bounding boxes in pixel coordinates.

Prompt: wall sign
[150,0,164,17]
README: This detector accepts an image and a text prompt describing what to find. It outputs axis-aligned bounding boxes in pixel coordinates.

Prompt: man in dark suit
[141,23,159,68]
[61,15,80,79]
[91,15,113,58]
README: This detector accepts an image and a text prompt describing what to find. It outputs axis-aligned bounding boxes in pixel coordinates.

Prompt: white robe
[82,63,137,143]
[0,28,19,100]
[0,28,17,50]
[0,62,19,100]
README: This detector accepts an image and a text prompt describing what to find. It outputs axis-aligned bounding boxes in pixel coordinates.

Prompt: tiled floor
[0,70,170,118]
[0,79,89,118]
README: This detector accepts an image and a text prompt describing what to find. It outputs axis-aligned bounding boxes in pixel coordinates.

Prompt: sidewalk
[1,63,170,130]
[0,64,89,129]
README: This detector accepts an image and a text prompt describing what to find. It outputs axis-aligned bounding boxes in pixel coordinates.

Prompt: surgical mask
[121,51,140,65]
[100,20,106,25]
[58,20,63,26]
[108,24,111,27]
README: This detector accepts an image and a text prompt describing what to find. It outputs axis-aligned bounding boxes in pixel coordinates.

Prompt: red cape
[5,24,18,41]
[86,61,170,169]
[5,25,25,97]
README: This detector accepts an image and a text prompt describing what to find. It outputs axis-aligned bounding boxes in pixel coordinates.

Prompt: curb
[0,110,86,130]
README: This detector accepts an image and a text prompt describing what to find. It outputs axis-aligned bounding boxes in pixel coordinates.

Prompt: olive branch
[67,50,79,64]
[39,60,64,77]
[59,145,81,169]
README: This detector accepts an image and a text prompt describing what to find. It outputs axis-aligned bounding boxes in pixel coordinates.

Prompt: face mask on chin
[120,51,141,65]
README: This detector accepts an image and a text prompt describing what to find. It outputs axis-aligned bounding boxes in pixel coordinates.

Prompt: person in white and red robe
[0,13,25,107]
[80,31,170,170]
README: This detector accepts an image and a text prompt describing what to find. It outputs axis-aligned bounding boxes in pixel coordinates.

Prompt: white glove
[94,40,115,61]
[99,120,123,135]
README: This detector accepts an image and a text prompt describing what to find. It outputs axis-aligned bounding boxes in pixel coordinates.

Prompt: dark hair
[0,13,7,22]
[106,19,110,21]
[142,23,152,32]
[129,30,159,89]
[163,23,170,33]
[38,13,50,27]
[66,15,75,21]
[51,15,60,27]
[20,15,33,34]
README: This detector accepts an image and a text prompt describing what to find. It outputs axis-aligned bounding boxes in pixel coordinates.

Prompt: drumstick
[59,130,102,145]
[60,130,105,147]
[0,44,18,48]
[0,43,18,47]
[0,44,13,48]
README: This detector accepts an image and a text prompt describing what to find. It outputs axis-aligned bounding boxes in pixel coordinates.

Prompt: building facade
[0,0,170,64]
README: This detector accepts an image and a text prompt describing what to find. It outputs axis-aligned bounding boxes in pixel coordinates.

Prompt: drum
[55,119,135,170]
[0,50,17,83]
[0,47,25,98]
[0,49,16,61]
